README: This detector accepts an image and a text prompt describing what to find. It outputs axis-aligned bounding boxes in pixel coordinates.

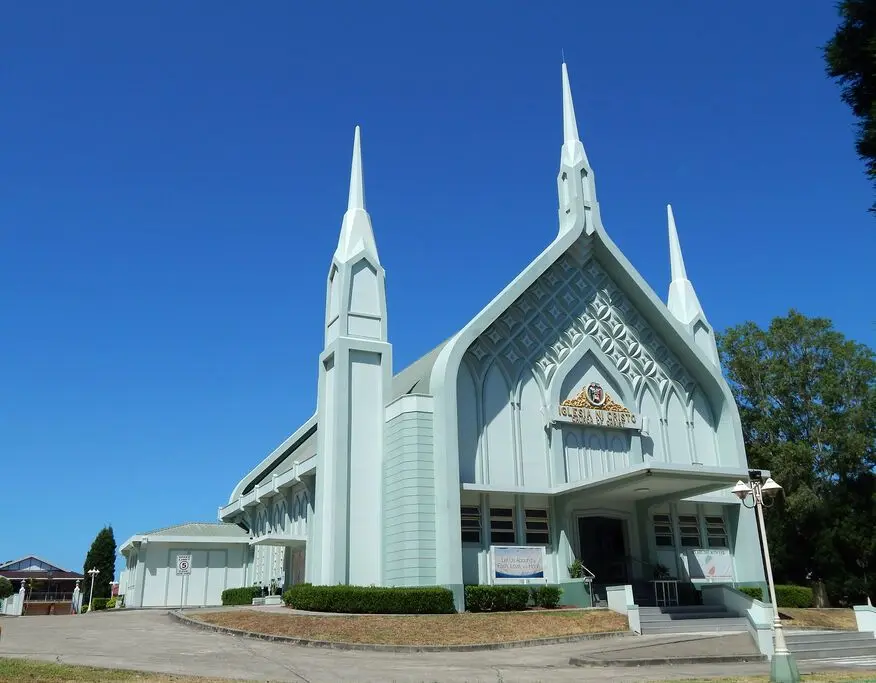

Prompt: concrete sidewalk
[0,610,869,682]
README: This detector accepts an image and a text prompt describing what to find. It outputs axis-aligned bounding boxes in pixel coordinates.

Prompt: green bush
[221,586,262,606]
[80,604,89,614]
[530,585,563,609]
[0,577,13,600]
[106,597,117,609]
[282,585,455,614]
[738,586,763,601]
[91,598,109,611]
[464,585,530,612]
[776,585,813,608]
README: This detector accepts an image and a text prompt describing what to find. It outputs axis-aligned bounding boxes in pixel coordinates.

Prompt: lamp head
[732,480,752,500]
[761,477,783,498]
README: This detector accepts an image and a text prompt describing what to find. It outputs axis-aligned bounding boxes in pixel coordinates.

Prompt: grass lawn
[0,658,228,683]
[780,608,858,630]
[191,608,628,645]
[674,676,876,683]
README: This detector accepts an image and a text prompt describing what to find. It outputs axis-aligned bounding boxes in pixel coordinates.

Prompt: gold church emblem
[556,382,640,430]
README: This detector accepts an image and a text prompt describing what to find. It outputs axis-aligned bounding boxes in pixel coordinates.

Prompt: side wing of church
[123,63,766,610]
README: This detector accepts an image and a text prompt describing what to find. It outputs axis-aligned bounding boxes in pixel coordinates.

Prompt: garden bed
[779,607,857,630]
[191,608,627,646]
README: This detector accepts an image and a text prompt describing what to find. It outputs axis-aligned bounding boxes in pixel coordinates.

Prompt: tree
[82,526,117,603]
[0,576,13,600]
[719,310,876,604]
[824,0,876,212]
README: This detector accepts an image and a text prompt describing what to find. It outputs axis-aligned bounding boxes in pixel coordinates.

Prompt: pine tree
[82,526,116,603]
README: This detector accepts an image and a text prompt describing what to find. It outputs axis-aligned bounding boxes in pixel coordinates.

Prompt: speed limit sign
[176,554,192,575]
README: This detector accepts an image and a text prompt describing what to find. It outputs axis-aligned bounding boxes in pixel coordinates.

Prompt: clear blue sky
[2,2,873,577]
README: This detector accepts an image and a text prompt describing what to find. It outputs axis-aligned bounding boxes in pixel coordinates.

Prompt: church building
[120,63,766,610]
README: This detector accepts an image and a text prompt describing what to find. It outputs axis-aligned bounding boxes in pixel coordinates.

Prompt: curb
[169,610,633,653]
[570,653,768,667]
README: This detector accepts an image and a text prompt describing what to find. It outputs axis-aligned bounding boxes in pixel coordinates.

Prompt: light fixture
[761,478,783,498]
[732,480,752,501]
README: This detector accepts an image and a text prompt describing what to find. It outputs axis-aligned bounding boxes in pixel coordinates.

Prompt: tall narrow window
[678,514,702,547]
[461,506,481,544]
[489,507,516,544]
[524,509,550,545]
[705,515,728,548]
[653,513,674,547]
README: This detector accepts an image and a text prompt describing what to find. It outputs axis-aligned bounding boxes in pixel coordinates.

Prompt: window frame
[705,514,728,548]
[460,505,482,544]
[489,507,517,545]
[653,513,674,548]
[523,508,550,546]
[677,514,702,548]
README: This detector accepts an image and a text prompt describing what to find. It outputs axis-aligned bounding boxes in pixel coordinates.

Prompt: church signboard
[491,546,546,582]
[553,382,641,431]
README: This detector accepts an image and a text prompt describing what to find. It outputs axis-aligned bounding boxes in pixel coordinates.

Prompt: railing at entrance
[26,591,74,602]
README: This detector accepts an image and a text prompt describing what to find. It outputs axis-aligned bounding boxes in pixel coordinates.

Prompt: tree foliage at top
[0,576,13,600]
[82,526,116,603]
[824,0,876,212]
[719,310,876,603]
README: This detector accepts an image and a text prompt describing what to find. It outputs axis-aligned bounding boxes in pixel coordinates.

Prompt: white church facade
[120,63,766,610]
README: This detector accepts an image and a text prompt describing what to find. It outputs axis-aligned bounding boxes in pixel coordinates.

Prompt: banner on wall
[491,546,546,580]
[687,548,733,580]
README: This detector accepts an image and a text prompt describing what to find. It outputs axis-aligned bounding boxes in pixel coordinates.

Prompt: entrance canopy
[462,461,748,503]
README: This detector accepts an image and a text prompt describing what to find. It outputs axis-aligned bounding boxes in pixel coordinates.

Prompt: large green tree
[82,526,117,603]
[719,310,876,604]
[824,0,876,212]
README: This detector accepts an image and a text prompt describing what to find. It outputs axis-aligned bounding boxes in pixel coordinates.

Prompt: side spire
[334,126,379,264]
[666,204,702,325]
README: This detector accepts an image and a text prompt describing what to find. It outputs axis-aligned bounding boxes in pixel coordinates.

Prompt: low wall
[854,604,876,636]
[702,584,774,657]
[605,584,640,634]
[558,579,592,608]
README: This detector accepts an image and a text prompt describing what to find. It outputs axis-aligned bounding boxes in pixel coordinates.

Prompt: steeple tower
[307,126,392,587]
[665,204,719,365]
[557,62,598,236]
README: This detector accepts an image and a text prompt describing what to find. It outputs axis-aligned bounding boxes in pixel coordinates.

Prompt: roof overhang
[249,532,306,548]
[119,533,250,555]
[462,462,749,503]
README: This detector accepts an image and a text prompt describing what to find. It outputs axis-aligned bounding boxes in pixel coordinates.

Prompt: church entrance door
[577,516,628,586]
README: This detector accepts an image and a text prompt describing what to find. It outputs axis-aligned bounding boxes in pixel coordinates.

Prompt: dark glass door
[578,516,627,584]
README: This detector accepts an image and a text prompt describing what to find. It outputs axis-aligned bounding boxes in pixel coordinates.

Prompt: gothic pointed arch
[456,357,480,483]
[664,387,691,465]
[482,360,515,487]
[638,383,665,462]
[691,388,719,466]
[517,369,550,488]
[548,336,634,411]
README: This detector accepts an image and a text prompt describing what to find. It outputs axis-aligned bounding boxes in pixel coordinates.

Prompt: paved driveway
[0,610,854,682]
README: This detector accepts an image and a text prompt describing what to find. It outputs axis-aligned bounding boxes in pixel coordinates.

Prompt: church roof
[141,522,248,538]
[231,337,452,500]
[0,555,83,581]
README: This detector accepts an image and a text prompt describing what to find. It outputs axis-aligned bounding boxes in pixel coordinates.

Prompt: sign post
[176,554,192,576]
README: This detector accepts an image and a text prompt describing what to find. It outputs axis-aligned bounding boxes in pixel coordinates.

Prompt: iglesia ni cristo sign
[554,382,641,431]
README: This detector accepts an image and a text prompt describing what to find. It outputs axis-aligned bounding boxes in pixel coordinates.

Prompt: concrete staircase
[639,605,750,634]
[785,630,876,661]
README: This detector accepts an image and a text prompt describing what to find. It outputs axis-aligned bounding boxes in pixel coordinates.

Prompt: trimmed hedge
[91,597,109,611]
[739,586,763,601]
[282,585,456,614]
[530,585,563,609]
[221,586,262,606]
[464,585,530,612]
[776,585,813,608]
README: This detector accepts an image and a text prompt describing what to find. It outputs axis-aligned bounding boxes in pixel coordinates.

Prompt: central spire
[334,126,379,264]
[666,204,703,325]
[561,62,589,167]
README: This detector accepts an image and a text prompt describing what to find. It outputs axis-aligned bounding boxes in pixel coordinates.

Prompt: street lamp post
[733,471,800,683]
[87,567,100,614]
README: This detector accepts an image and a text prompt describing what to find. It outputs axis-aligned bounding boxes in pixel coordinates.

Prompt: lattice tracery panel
[465,238,696,399]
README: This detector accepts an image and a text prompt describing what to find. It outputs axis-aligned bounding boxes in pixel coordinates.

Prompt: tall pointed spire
[560,62,588,167]
[334,126,379,264]
[347,125,365,212]
[666,204,703,325]
[667,204,688,282]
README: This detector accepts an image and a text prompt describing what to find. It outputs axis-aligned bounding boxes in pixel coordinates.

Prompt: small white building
[119,523,249,608]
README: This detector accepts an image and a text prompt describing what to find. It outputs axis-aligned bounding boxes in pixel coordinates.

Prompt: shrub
[530,585,563,609]
[0,577,13,600]
[464,585,530,612]
[80,604,89,614]
[738,586,763,601]
[776,585,813,608]
[282,585,455,614]
[91,598,109,611]
[106,597,117,609]
[221,586,262,606]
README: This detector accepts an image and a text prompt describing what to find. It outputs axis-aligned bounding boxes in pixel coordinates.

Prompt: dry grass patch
[0,657,229,683]
[779,607,858,630]
[193,608,627,645]
[666,675,876,683]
